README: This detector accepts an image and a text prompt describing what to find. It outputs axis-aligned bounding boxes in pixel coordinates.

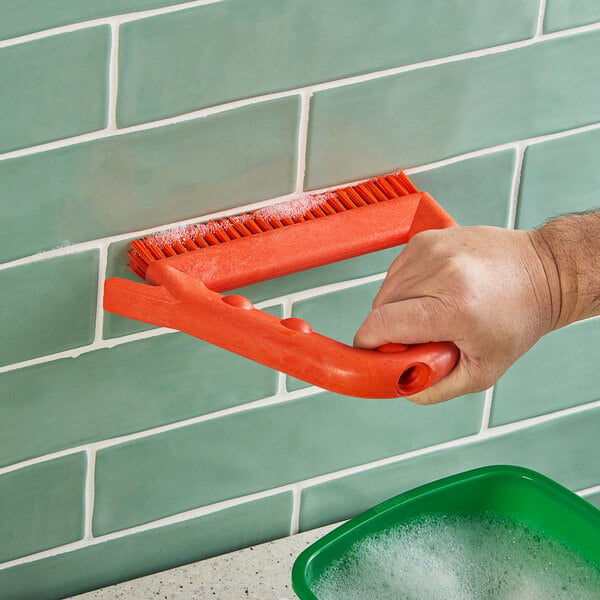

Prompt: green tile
[516,128,600,229]
[0,332,278,467]
[0,493,291,600]
[0,251,99,367]
[490,318,600,426]
[0,1,184,40]
[0,27,109,153]
[117,0,538,126]
[0,98,299,264]
[544,0,600,32]
[0,454,86,562]
[410,149,516,227]
[94,390,482,534]
[306,31,600,189]
[300,405,600,530]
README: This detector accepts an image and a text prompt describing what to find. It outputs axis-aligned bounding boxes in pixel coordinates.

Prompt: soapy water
[312,513,600,600]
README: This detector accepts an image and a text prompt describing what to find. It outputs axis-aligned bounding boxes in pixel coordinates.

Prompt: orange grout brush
[104,171,459,398]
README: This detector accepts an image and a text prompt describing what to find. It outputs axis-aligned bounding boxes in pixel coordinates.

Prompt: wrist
[529,212,600,329]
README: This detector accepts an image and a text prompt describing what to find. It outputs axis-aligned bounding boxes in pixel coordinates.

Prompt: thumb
[354,297,449,349]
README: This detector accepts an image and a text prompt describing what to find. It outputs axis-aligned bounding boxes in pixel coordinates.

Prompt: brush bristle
[127,171,418,279]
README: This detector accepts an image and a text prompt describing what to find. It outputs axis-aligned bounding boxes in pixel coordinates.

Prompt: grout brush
[104,171,459,398]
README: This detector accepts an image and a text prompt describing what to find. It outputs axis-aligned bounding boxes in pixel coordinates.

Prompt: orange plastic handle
[104,265,459,398]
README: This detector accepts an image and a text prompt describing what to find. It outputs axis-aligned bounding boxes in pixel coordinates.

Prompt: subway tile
[0,453,86,563]
[306,31,600,189]
[0,331,278,467]
[0,27,109,153]
[93,389,483,534]
[0,251,99,367]
[544,0,600,33]
[410,149,515,228]
[490,318,600,426]
[0,1,184,40]
[117,0,538,126]
[516,127,600,229]
[105,150,514,339]
[299,405,600,530]
[0,98,299,264]
[0,493,292,600]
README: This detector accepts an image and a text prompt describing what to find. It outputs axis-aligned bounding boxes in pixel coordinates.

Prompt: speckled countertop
[68,523,339,600]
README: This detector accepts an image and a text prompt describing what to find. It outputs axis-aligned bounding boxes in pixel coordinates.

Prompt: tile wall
[1,1,599,597]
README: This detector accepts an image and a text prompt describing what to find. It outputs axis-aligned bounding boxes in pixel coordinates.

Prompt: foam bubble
[252,192,335,222]
[312,513,600,600]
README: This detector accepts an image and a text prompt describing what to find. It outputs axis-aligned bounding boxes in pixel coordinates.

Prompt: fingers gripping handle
[104,268,459,399]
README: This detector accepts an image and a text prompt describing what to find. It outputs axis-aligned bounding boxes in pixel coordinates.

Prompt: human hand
[354,225,556,404]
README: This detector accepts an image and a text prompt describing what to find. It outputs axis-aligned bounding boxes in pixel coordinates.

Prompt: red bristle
[310,205,327,218]
[130,239,157,264]
[327,197,347,212]
[126,170,419,277]
[231,218,254,237]
[147,239,168,260]
[364,180,388,202]
[254,216,273,231]
[269,217,285,228]
[191,229,211,248]
[182,236,199,251]
[355,183,378,204]
[346,187,369,206]
[223,219,243,239]
[395,170,419,194]
[244,218,263,234]
[374,176,397,198]
[127,261,147,279]
[128,250,150,273]
[320,202,336,215]
[335,189,357,209]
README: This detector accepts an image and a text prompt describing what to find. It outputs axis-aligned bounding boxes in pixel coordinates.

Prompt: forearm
[528,211,600,330]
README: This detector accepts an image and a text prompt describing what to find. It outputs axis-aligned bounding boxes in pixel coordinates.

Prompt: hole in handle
[397,363,433,396]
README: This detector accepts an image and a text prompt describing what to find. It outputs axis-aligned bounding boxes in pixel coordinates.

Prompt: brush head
[127,171,418,280]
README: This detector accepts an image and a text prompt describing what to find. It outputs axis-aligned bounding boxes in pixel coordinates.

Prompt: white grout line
[507,144,526,230]
[3,396,600,572]
[536,0,548,37]
[294,91,312,194]
[84,449,97,540]
[106,23,120,131]
[276,299,294,395]
[0,0,227,50]
[93,242,109,343]
[289,485,302,536]
[478,386,495,434]
[578,483,600,497]
[0,326,176,376]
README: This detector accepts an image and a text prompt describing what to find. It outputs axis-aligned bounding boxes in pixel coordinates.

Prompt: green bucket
[292,465,600,599]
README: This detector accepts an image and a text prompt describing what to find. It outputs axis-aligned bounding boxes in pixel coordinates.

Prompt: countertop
[68,523,339,600]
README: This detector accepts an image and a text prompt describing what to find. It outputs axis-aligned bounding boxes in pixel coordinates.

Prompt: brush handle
[104,267,459,398]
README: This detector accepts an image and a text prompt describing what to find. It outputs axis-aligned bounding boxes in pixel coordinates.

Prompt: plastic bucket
[292,465,600,599]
